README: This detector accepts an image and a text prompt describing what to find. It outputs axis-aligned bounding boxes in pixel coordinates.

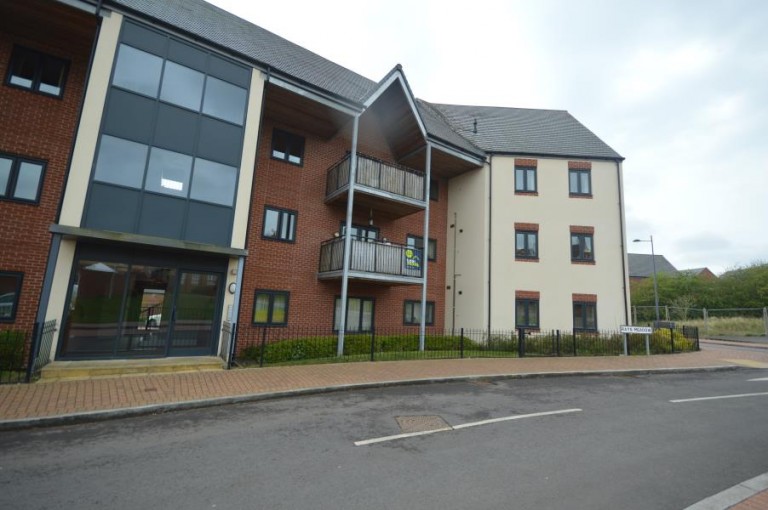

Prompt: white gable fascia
[363,71,427,139]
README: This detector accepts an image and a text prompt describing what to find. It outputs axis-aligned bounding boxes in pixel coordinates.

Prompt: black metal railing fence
[231,325,699,368]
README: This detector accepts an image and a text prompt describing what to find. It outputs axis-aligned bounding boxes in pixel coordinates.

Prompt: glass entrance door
[61,251,225,359]
[168,271,221,356]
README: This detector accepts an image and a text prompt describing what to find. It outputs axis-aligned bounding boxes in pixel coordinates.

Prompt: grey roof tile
[107,0,618,162]
[628,254,679,278]
[426,103,622,160]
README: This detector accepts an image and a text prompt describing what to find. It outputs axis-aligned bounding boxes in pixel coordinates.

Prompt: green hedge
[0,330,27,372]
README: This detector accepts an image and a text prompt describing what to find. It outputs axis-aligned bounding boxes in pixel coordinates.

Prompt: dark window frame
[340,222,379,241]
[569,169,592,196]
[515,230,539,260]
[571,233,595,262]
[406,234,437,262]
[515,166,537,193]
[5,45,69,98]
[252,289,290,326]
[0,271,23,323]
[270,128,305,166]
[515,298,539,328]
[262,206,297,243]
[573,301,598,331]
[429,178,439,201]
[403,300,435,326]
[333,296,375,332]
[0,152,46,204]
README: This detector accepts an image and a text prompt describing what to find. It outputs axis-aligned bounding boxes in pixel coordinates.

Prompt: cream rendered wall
[230,69,265,249]
[445,164,490,331]
[490,156,629,331]
[58,10,121,227]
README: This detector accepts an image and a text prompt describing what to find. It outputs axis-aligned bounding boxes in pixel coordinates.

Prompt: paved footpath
[2,344,768,426]
[2,343,768,510]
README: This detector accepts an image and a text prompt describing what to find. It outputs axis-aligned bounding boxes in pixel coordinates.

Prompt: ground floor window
[573,302,597,331]
[0,271,23,321]
[333,296,374,332]
[253,290,289,326]
[515,299,539,328]
[59,246,225,359]
[403,300,434,326]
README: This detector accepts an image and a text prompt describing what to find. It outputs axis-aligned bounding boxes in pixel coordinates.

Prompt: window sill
[515,257,539,263]
[571,260,596,265]
[515,191,539,196]
[252,323,288,328]
[569,193,593,199]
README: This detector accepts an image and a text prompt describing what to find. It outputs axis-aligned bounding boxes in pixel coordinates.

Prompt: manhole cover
[395,415,450,433]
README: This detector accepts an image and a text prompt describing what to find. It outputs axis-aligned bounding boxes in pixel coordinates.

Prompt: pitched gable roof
[628,254,679,278]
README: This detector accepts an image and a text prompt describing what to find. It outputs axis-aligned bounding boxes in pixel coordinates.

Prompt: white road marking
[670,392,768,403]
[451,409,582,430]
[354,408,582,446]
[748,377,768,381]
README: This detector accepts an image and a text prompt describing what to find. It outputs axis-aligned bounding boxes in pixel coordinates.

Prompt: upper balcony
[318,237,423,285]
[325,153,426,218]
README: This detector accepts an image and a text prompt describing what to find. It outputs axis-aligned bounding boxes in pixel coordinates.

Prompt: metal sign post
[620,325,653,357]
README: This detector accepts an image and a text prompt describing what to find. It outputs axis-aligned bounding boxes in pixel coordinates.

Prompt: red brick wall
[238,113,448,334]
[0,2,96,336]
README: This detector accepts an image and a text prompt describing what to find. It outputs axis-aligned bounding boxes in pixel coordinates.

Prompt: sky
[208,0,768,275]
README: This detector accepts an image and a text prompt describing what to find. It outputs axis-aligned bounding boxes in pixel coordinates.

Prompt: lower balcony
[318,237,423,285]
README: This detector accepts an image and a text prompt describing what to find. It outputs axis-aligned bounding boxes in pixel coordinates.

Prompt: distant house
[679,267,718,280]
[628,253,679,287]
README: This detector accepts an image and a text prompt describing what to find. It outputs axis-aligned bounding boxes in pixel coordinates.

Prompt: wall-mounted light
[228,282,237,294]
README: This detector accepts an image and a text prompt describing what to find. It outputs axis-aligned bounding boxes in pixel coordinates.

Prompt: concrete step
[39,356,224,381]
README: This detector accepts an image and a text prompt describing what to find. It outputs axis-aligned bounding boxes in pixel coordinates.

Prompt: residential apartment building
[0,0,629,366]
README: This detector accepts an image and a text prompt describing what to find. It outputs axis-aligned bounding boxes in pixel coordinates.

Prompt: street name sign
[620,326,653,334]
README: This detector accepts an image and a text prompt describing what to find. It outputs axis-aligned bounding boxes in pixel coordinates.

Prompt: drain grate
[395,415,451,433]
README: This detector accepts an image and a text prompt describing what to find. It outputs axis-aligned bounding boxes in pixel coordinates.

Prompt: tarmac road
[2,369,768,510]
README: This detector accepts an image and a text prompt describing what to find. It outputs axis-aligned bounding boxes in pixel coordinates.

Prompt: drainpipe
[337,114,361,356]
[616,159,630,325]
[487,154,493,332]
[419,143,432,351]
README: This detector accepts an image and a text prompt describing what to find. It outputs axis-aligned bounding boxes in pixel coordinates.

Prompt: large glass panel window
[515,230,538,259]
[7,46,68,97]
[406,235,436,261]
[190,158,237,206]
[271,129,305,166]
[203,76,247,125]
[253,290,289,326]
[573,302,597,331]
[145,147,193,198]
[0,154,45,203]
[569,169,592,196]
[93,135,148,189]
[404,300,434,326]
[571,233,594,262]
[262,207,297,242]
[334,297,374,332]
[0,272,23,322]
[160,61,205,111]
[112,44,163,98]
[515,166,537,193]
[516,299,539,328]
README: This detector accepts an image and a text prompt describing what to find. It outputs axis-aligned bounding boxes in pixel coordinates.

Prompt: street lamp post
[633,236,660,323]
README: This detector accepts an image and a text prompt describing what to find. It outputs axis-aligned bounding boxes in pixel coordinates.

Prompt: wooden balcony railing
[326,153,425,202]
[318,237,423,279]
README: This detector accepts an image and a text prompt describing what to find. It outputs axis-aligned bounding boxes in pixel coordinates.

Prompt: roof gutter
[487,150,625,162]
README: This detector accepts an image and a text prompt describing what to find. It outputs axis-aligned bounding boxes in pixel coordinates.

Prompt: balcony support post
[419,143,432,351]
[338,114,360,356]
